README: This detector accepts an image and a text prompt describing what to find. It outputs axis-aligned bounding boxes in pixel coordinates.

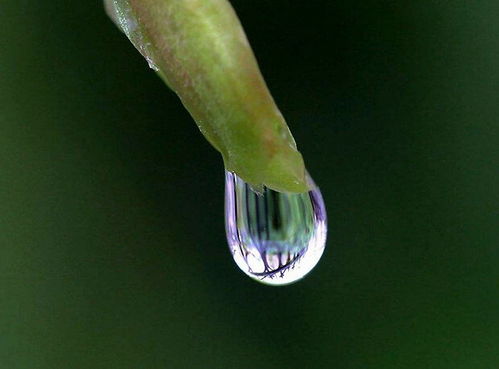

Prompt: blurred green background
[1,1,498,368]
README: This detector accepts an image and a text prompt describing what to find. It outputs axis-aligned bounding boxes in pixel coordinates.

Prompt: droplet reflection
[225,171,327,285]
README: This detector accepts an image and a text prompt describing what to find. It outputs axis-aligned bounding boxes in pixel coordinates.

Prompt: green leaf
[106,0,310,193]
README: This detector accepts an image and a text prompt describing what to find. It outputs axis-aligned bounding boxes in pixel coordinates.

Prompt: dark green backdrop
[1,1,498,368]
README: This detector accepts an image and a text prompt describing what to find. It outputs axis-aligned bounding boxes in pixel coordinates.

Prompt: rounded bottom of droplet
[230,239,327,286]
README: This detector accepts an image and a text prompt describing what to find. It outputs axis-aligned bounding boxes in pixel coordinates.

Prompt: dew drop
[225,171,327,286]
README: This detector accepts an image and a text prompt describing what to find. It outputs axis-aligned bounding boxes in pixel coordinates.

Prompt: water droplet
[225,171,327,286]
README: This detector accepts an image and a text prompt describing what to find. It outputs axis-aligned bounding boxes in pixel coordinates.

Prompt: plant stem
[106,0,310,193]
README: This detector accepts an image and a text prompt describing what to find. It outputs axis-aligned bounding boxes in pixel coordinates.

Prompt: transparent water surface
[225,171,327,285]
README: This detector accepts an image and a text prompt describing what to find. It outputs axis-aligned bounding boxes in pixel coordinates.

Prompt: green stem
[106,0,310,193]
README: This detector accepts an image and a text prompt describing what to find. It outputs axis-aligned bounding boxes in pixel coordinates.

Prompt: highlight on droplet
[225,171,327,286]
